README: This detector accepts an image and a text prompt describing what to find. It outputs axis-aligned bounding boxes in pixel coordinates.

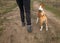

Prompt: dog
[36,3,48,31]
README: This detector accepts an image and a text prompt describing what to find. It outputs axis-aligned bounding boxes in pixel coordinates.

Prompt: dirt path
[0,1,60,43]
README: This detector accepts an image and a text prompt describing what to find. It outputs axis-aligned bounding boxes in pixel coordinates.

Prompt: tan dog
[36,3,48,31]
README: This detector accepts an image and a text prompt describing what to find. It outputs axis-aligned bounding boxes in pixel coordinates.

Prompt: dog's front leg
[40,26,43,31]
[36,17,39,24]
[46,25,48,31]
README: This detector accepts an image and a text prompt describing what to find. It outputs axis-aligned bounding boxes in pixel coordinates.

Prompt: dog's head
[38,3,45,11]
[37,3,45,17]
[39,3,45,8]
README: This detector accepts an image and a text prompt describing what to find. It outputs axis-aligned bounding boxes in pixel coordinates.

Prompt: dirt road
[0,1,60,43]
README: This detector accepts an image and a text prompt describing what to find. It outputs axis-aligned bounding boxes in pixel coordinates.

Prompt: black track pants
[16,0,31,25]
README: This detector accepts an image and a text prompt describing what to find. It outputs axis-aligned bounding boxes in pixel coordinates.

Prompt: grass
[45,5,60,42]
[45,5,60,18]
[0,0,17,14]
[0,26,4,36]
[0,17,9,36]
[0,0,17,35]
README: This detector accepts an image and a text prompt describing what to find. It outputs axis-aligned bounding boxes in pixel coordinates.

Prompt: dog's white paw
[40,26,43,31]
[46,28,48,31]
[46,26,48,31]
[40,29,42,31]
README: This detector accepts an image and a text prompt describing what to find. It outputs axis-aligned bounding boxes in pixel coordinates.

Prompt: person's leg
[23,0,32,32]
[23,0,31,25]
[16,0,25,26]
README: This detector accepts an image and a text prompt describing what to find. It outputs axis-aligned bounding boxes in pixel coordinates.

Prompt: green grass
[0,4,17,14]
[0,0,17,14]
[45,5,60,18]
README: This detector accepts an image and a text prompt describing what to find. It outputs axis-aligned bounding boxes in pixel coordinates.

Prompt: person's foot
[22,22,25,27]
[27,25,32,33]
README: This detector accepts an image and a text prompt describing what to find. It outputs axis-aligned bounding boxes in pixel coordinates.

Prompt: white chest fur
[38,6,43,11]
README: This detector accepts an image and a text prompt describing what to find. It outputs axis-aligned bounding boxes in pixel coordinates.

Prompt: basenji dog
[36,3,48,31]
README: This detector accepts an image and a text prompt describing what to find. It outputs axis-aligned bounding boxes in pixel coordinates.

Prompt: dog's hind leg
[46,19,48,31]
[36,17,39,24]
[46,25,48,31]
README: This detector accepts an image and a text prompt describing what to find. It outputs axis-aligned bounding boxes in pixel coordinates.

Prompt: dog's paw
[40,29,42,31]
[46,28,48,31]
